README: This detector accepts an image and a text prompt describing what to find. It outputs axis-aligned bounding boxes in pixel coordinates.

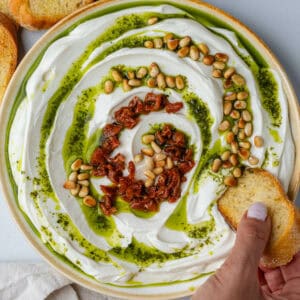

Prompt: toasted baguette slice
[0,12,17,103]
[9,0,94,30]
[218,168,300,268]
[0,0,18,25]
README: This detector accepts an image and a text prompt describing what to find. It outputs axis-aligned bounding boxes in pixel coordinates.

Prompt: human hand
[192,202,300,300]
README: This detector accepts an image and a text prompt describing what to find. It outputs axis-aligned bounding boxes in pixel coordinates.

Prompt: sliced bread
[218,168,300,268]
[0,12,17,103]
[9,0,94,30]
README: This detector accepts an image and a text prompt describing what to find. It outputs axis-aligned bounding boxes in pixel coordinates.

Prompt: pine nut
[145,178,153,187]
[163,33,174,43]
[144,170,155,179]
[239,141,251,149]
[167,39,179,50]
[153,38,163,49]
[190,45,200,60]
[166,157,173,169]
[64,180,76,189]
[232,74,245,86]
[153,167,163,175]
[111,69,123,82]
[78,173,89,180]
[224,92,237,101]
[147,77,156,88]
[145,156,154,170]
[157,73,166,89]
[213,61,226,70]
[224,67,235,79]
[198,43,209,55]
[155,153,166,161]
[218,120,230,131]
[141,148,154,156]
[136,67,148,79]
[104,80,114,94]
[78,186,89,198]
[223,101,232,115]
[151,141,161,153]
[211,158,222,172]
[156,160,166,168]
[83,195,97,207]
[226,131,235,144]
[254,136,264,147]
[212,69,223,78]
[221,150,231,161]
[215,52,228,62]
[122,79,131,91]
[203,55,215,65]
[78,180,89,186]
[238,118,245,129]
[234,100,247,110]
[71,159,82,171]
[149,63,160,77]
[237,91,249,100]
[238,148,250,160]
[230,110,240,119]
[233,167,242,178]
[134,153,144,163]
[248,155,259,165]
[148,17,158,25]
[80,164,93,171]
[127,71,135,79]
[232,123,239,135]
[229,154,238,166]
[166,76,176,88]
[177,46,190,58]
[224,175,237,186]
[142,134,155,144]
[69,172,78,182]
[242,110,252,122]
[128,79,142,87]
[231,141,239,153]
[144,40,154,48]
[175,76,185,90]
[238,129,246,140]
[179,36,191,47]
[70,184,80,196]
[244,122,253,137]
[223,161,232,168]
[223,78,232,89]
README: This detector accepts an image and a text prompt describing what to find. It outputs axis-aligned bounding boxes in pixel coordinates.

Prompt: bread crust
[9,0,94,30]
[0,12,17,103]
[218,168,300,268]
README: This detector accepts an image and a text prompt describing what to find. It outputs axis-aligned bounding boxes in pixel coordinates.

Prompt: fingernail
[247,202,267,221]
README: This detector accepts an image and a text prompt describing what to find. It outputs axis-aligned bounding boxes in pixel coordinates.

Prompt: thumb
[228,202,271,275]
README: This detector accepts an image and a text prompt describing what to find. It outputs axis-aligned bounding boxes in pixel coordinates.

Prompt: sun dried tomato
[100,185,118,196]
[165,101,183,113]
[128,96,144,114]
[160,124,173,138]
[130,199,158,212]
[171,131,186,147]
[128,161,135,180]
[103,123,123,137]
[184,148,193,161]
[178,160,195,174]
[144,93,166,112]
[101,136,120,154]
[109,153,125,171]
[107,169,122,184]
[90,147,107,166]
[114,107,138,128]
[164,145,184,161]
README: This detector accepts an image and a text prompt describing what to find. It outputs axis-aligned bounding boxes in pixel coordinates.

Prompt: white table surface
[0,0,299,263]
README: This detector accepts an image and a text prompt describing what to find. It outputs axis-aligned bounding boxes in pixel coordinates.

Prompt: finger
[258,268,267,286]
[264,268,285,293]
[280,251,300,281]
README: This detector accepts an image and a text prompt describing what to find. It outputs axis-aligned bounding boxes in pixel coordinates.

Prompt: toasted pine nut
[211,158,222,172]
[229,154,238,166]
[71,159,82,171]
[78,173,89,180]
[144,40,154,48]
[122,79,131,91]
[104,80,114,94]
[224,67,235,79]
[142,134,155,144]
[145,156,154,170]
[134,153,143,163]
[231,141,239,153]
[198,43,209,55]
[141,148,154,156]
[166,76,176,88]
[157,73,166,89]
[149,63,160,77]
[190,45,200,60]
[226,131,235,144]
[144,170,155,179]
[215,53,228,62]
[239,141,251,149]
[155,153,166,161]
[212,69,223,78]
[223,101,232,115]
[232,74,245,86]
[218,120,230,131]
[153,167,163,175]
[78,186,89,198]
[111,69,123,82]
[230,110,240,119]
[127,71,135,79]
[70,184,80,196]
[83,195,97,207]
[224,92,236,101]
[177,46,190,58]
[167,39,179,50]
[69,171,78,182]
[64,180,76,190]
[238,118,245,129]
[234,100,247,110]
[175,76,185,90]
[242,110,252,122]
[136,67,148,79]
[238,148,250,160]
[166,157,173,169]
[151,141,161,153]
[221,150,231,161]
[224,175,237,186]
[233,167,242,178]
[232,124,239,135]
[248,155,259,165]
[145,178,153,187]
[223,78,232,89]
[213,61,226,70]
[128,79,142,87]
[147,77,156,88]
[238,129,246,140]
[163,33,173,43]
[148,17,158,25]
[153,38,163,49]
[237,91,249,100]
[156,160,166,168]
[78,180,90,186]
[222,160,232,169]
[244,122,253,137]
[254,136,264,147]
[203,55,214,65]
[80,164,93,171]
[179,36,191,47]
